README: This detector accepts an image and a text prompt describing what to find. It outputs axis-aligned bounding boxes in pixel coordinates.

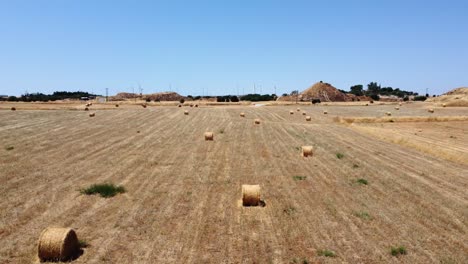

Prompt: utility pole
[105,88,108,102]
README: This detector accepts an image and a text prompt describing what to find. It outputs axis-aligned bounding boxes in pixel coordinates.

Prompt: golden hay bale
[204,132,214,141]
[254,119,260,124]
[385,112,392,116]
[37,227,80,262]
[395,107,400,110]
[442,103,446,107]
[289,110,294,115]
[242,185,261,206]
[428,108,434,113]
[89,113,95,117]
[84,107,89,111]
[11,107,16,111]
[302,112,306,115]
[240,112,245,117]
[296,108,300,112]
[305,116,312,121]
[184,110,189,115]
[323,110,328,114]
[301,146,313,157]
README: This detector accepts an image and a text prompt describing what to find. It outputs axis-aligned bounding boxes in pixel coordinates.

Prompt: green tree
[350,84,364,96]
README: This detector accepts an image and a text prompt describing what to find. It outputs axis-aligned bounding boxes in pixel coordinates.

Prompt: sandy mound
[111,92,184,101]
[428,87,468,106]
[300,82,347,102]
[277,81,347,102]
[143,92,184,101]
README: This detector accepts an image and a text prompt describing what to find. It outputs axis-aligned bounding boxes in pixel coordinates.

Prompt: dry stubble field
[0,102,467,263]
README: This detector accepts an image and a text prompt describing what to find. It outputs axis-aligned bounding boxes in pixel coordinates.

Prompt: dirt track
[0,104,467,263]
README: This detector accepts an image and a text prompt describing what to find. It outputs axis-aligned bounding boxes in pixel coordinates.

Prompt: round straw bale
[428,108,434,113]
[184,110,189,115]
[289,110,294,115]
[142,104,147,108]
[254,119,260,124]
[242,185,261,206]
[442,103,446,107]
[305,116,311,121]
[386,112,392,116]
[240,112,245,117]
[296,108,300,112]
[89,113,95,117]
[302,112,306,115]
[399,102,402,106]
[11,107,16,111]
[204,132,214,141]
[323,110,327,114]
[38,227,80,262]
[302,146,313,157]
[84,107,89,111]
[395,107,400,110]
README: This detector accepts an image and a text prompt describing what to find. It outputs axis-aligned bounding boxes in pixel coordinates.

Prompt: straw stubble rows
[0,105,467,263]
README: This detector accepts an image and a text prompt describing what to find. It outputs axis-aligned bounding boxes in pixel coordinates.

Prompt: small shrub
[356,178,368,185]
[414,96,427,101]
[5,146,14,151]
[293,176,306,181]
[219,129,224,134]
[179,98,185,104]
[336,153,344,159]
[81,183,125,198]
[391,246,407,256]
[317,249,336,257]
[352,164,359,168]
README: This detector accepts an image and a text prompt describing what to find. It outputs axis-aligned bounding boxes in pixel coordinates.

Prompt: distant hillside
[427,87,468,106]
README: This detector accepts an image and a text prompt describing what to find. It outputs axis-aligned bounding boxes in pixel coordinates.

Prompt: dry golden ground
[0,102,467,263]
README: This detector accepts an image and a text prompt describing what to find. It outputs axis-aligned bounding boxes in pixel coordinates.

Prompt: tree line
[1,91,98,102]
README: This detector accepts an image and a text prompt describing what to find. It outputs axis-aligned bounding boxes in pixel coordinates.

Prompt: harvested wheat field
[0,102,467,263]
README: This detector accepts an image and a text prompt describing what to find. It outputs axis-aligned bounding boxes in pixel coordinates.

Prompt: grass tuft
[293,176,307,181]
[352,164,359,168]
[317,249,336,258]
[5,146,14,151]
[356,178,368,185]
[78,239,89,248]
[81,183,125,198]
[353,211,372,220]
[390,246,407,256]
[283,206,296,216]
[336,153,344,159]
[291,258,310,264]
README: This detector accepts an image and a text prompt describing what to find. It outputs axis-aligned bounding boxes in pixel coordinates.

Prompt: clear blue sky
[1,0,467,96]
